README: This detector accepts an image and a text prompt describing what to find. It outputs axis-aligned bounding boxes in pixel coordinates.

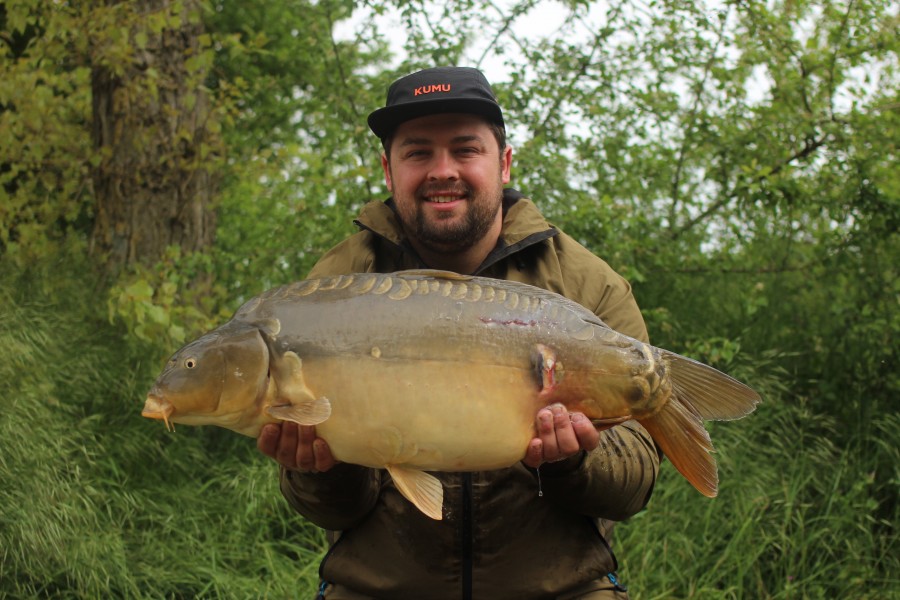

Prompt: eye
[184,358,197,369]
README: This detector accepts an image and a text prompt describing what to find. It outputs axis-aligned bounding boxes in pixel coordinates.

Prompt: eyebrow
[398,134,483,147]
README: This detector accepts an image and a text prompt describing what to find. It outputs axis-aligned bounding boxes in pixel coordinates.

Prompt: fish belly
[303,356,540,472]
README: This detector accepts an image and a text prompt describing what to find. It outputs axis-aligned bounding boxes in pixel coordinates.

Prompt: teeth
[429,196,460,203]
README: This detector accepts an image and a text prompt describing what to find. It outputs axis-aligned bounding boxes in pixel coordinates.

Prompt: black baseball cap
[367,67,505,139]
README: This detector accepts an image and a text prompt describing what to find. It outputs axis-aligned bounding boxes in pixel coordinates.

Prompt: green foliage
[107,246,229,352]
[0,1,94,266]
[0,256,327,598]
[617,398,899,598]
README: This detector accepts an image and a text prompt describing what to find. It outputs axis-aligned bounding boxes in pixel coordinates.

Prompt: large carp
[142,270,760,519]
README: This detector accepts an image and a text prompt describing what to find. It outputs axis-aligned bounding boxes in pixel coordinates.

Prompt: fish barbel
[142,270,760,519]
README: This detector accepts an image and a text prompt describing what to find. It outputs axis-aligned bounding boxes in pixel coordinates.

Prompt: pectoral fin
[266,350,332,426]
[267,396,331,426]
[386,465,444,520]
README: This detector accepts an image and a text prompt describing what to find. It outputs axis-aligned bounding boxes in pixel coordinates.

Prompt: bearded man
[258,66,659,600]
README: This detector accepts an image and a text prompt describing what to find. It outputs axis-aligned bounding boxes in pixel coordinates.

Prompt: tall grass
[615,362,899,599]
[0,263,326,598]
[1,260,896,598]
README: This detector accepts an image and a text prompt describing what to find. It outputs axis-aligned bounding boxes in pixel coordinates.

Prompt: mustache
[417,182,472,197]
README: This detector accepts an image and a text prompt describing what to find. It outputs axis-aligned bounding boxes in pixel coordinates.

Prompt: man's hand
[522,403,600,469]
[257,422,338,473]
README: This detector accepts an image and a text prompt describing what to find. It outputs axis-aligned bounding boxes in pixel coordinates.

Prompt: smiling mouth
[427,194,465,203]
[422,189,468,204]
[421,183,469,204]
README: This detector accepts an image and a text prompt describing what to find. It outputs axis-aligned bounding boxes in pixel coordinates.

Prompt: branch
[474,0,538,69]
[649,263,820,275]
[533,0,627,137]
[770,134,827,177]
[651,229,857,276]
[736,0,814,115]
[668,133,829,240]
[669,5,732,232]
[323,6,377,202]
[826,0,856,120]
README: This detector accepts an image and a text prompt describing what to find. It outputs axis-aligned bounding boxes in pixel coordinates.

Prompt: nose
[427,150,459,181]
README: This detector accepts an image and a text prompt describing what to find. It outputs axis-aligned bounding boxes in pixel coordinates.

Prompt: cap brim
[367,98,503,139]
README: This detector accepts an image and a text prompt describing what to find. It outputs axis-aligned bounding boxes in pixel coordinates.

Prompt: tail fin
[639,352,761,497]
[665,353,762,421]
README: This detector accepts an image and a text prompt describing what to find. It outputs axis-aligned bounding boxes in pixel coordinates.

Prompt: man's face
[382,113,512,255]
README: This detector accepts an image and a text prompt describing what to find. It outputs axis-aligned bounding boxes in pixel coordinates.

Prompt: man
[258,66,660,599]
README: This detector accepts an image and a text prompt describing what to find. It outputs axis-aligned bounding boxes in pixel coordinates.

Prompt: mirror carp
[142,270,760,519]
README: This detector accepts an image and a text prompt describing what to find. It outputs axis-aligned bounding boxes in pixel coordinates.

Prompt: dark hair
[381,120,507,162]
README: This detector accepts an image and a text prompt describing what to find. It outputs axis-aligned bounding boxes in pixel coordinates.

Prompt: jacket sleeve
[280,464,383,530]
[538,234,661,519]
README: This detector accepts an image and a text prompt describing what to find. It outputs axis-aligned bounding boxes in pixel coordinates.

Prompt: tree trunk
[89,0,218,274]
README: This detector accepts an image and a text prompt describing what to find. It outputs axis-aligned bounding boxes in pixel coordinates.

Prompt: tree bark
[89,0,217,274]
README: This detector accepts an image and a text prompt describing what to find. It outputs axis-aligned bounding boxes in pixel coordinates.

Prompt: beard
[397,180,504,255]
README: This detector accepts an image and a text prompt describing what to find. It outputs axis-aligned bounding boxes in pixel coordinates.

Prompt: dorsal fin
[394,269,472,281]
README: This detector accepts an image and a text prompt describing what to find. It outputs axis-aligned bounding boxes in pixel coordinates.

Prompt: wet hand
[522,403,600,469]
[257,422,338,473]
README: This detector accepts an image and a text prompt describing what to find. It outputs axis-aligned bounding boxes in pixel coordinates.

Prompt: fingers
[257,423,281,458]
[522,404,599,469]
[273,421,298,468]
[570,412,600,452]
[312,438,337,472]
[256,422,338,473]
[537,404,580,462]
[295,423,315,470]
[522,439,544,469]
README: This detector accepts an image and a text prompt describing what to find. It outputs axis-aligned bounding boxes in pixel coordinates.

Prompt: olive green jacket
[281,190,660,599]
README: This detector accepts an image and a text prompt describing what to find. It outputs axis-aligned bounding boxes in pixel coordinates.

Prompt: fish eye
[184,358,197,369]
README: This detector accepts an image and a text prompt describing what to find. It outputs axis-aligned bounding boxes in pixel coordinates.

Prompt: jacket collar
[353,188,558,274]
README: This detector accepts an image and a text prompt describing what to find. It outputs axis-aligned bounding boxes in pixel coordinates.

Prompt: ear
[381,152,393,192]
[501,145,513,185]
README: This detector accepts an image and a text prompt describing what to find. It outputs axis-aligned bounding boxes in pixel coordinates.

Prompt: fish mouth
[142,394,176,432]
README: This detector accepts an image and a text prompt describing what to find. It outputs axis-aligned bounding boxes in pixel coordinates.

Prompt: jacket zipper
[461,472,473,600]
